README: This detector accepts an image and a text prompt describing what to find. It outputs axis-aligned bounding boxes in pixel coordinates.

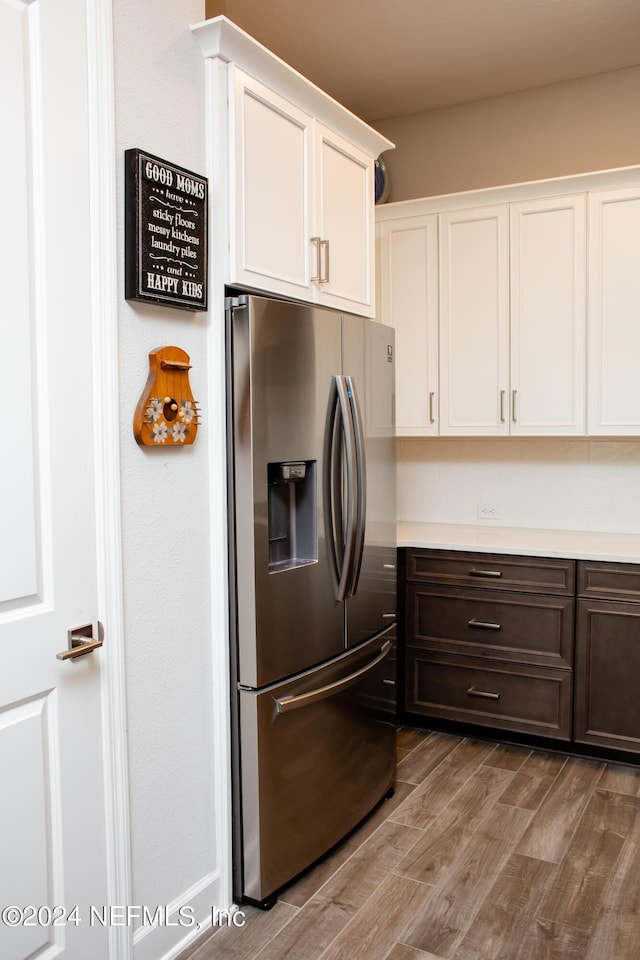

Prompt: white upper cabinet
[377,214,438,435]
[314,124,374,315]
[232,69,314,300]
[192,17,392,319]
[439,198,585,438]
[231,69,376,316]
[377,187,592,438]
[588,187,640,435]
[510,195,586,436]
[439,205,510,436]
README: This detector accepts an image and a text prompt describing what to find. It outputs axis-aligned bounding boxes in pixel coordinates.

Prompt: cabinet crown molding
[191,15,394,159]
[375,164,640,221]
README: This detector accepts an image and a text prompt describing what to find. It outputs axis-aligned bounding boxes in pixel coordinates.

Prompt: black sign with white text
[125,149,208,311]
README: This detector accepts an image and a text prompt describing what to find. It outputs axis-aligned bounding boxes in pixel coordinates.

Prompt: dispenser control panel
[279,462,307,482]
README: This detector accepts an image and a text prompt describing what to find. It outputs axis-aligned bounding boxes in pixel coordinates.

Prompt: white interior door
[0,2,110,958]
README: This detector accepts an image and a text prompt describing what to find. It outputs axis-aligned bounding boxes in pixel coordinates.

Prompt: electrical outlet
[477,503,499,520]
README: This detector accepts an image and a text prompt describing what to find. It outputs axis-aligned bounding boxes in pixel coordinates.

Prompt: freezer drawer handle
[467,686,501,700]
[468,618,502,631]
[274,640,392,715]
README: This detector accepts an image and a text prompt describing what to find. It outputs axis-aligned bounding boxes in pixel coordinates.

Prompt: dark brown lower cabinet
[403,549,640,757]
[574,598,640,753]
[402,549,575,742]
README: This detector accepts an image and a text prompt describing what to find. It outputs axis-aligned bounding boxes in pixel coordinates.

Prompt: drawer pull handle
[467,686,501,700]
[468,618,502,631]
[469,569,503,578]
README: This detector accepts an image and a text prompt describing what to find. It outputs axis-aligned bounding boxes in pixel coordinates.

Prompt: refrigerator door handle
[336,376,359,601]
[344,376,366,597]
[274,640,392,714]
[323,377,343,599]
[323,376,358,602]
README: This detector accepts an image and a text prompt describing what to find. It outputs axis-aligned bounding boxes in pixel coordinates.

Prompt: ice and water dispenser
[267,461,317,572]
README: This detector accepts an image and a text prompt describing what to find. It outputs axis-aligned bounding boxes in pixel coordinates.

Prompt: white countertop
[397,522,640,564]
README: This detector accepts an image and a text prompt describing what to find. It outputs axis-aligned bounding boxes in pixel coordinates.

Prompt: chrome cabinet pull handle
[467,686,500,700]
[468,618,502,631]
[500,389,506,423]
[320,239,330,283]
[429,391,435,423]
[512,388,517,422]
[310,236,322,282]
[469,568,503,578]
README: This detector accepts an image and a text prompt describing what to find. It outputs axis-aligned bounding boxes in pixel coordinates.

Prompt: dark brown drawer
[406,550,575,596]
[405,648,572,739]
[577,560,640,602]
[407,584,574,669]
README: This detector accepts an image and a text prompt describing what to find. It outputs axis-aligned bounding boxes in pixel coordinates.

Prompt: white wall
[374,65,640,202]
[398,438,640,534]
[112,2,224,956]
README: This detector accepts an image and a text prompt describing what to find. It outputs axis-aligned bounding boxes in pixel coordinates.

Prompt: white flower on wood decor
[146,397,163,422]
[152,421,168,443]
[180,400,194,424]
[171,421,188,443]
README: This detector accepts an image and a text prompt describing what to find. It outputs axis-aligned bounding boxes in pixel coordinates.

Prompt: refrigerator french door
[226,293,396,906]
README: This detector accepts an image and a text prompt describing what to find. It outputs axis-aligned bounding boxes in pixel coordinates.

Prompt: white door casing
[0,1,125,959]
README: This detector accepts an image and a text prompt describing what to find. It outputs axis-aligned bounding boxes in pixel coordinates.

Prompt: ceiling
[205,0,640,121]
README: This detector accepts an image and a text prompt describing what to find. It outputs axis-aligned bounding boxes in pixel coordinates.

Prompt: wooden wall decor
[134,346,200,447]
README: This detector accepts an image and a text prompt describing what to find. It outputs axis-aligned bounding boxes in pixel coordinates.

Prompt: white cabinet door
[378,215,439,434]
[439,205,510,435]
[315,123,374,316]
[232,68,314,299]
[588,187,640,435]
[510,196,586,435]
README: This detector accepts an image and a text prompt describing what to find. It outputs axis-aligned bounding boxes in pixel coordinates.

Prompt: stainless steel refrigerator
[226,293,397,907]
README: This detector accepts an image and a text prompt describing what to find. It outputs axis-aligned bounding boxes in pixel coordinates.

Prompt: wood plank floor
[179,728,640,960]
